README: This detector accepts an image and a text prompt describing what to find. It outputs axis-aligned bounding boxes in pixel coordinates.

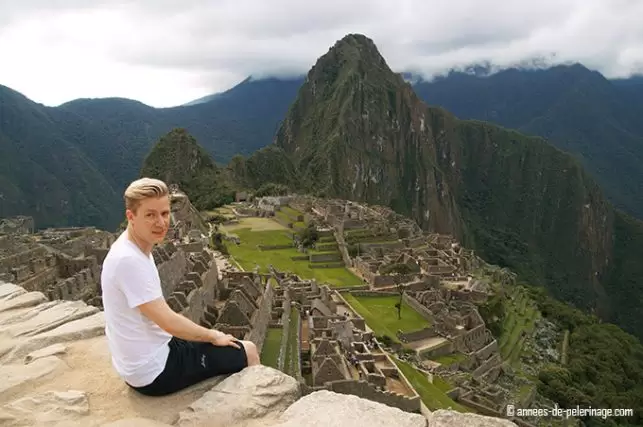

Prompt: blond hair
[124,177,169,213]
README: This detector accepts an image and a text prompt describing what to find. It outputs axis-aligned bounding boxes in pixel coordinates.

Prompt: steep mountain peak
[140,128,215,185]
[306,33,402,93]
[273,33,461,234]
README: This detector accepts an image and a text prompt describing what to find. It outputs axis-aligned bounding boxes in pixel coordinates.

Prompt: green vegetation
[255,182,290,197]
[275,207,306,230]
[0,86,123,229]
[260,327,283,369]
[486,286,541,365]
[341,294,429,342]
[140,128,235,210]
[603,211,643,341]
[391,357,470,412]
[222,220,362,287]
[525,286,643,426]
[283,307,300,378]
[413,64,643,221]
[432,353,467,366]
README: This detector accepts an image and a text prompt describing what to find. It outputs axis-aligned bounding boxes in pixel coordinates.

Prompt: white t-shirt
[101,231,172,387]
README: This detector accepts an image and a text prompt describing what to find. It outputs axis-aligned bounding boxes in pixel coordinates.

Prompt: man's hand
[209,330,241,349]
[138,298,240,347]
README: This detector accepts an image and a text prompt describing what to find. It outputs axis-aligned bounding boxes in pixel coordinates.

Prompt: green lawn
[342,294,430,341]
[432,352,467,366]
[392,357,471,412]
[261,327,283,368]
[280,205,303,219]
[283,306,300,377]
[224,223,362,287]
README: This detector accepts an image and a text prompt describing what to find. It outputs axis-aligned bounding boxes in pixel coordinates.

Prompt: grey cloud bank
[0,0,642,107]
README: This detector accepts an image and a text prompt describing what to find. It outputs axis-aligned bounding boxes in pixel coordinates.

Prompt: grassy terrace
[499,287,540,365]
[341,294,430,341]
[432,352,468,366]
[261,327,283,369]
[275,205,306,230]
[283,306,300,377]
[392,358,470,412]
[222,217,362,287]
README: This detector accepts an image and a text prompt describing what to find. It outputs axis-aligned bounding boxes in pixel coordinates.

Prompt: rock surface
[0,280,517,427]
[176,365,301,427]
[271,390,428,427]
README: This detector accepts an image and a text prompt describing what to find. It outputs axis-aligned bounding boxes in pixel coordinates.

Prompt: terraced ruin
[207,194,570,426]
[0,188,572,426]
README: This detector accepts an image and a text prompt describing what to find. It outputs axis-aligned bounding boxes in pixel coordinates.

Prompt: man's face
[126,196,171,244]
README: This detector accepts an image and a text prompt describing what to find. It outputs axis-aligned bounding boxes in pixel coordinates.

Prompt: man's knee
[240,340,260,366]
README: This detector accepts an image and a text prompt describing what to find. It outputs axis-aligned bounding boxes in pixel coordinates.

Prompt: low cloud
[1,0,642,107]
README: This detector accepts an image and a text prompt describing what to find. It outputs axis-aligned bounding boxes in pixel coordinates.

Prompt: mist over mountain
[412,65,643,219]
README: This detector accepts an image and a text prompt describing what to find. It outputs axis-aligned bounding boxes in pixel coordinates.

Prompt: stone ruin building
[0,221,115,307]
[400,287,502,378]
[266,273,423,414]
[350,233,487,289]
[167,184,209,243]
[208,270,273,350]
[279,196,487,291]
[394,284,524,422]
[0,215,34,234]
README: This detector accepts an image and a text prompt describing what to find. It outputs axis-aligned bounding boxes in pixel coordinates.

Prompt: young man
[101,177,260,396]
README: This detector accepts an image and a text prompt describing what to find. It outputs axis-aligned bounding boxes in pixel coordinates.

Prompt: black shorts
[129,336,248,396]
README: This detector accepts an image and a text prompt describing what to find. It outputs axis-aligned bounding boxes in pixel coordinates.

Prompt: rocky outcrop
[0,280,517,426]
[175,365,301,426]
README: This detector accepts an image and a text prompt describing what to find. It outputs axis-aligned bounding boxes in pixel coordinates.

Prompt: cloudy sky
[1,0,642,108]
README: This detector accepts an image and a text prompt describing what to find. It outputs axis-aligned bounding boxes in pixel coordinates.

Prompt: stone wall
[350,290,398,297]
[179,258,219,324]
[0,215,34,234]
[402,293,434,322]
[290,305,303,380]
[309,253,343,263]
[169,188,209,236]
[21,266,58,294]
[246,281,274,353]
[178,242,204,253]
[371,275,395,287]
[398,327,438,342]
[475,339,499,361]
[157,250,188,296]
[360,241,406,252]
[86,247,109,265]
[333,230,354,268]
[277,297,292,371]
[452,323,487,353]
[471,354,502,379]
[0,246,48,272]
[49,266,98,301]
[327,379,421,413]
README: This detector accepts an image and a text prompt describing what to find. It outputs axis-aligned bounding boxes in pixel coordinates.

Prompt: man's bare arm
[138,298,223,343]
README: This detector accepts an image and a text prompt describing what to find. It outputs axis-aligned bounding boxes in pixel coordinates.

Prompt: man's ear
[125,209,134,221]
